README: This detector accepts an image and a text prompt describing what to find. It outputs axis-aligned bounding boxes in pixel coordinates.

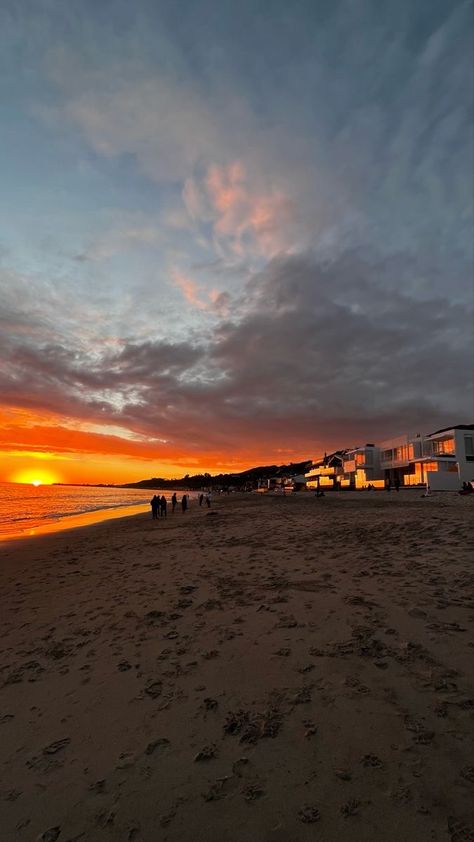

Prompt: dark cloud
[1,252,472,456]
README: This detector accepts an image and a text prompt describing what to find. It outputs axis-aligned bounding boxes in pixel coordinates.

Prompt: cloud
[181,161,299,261]
[1,252,472,464]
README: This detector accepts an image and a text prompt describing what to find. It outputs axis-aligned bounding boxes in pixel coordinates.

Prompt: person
[150,495,159,520]
[181,494,188,513]
[315,489,325,497]
[385,477,391,492]
[459,481,474,495]
[171,492,177,513]
[394,477,400,492]
[160,495,167,518]
[205,491,211,508]
[199,493,204,507]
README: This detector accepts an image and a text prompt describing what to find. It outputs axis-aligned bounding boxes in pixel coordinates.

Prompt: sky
[0,0,473,484]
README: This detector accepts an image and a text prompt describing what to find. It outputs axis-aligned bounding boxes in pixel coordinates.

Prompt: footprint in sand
[298,805,320,823]
[36,829,61,842]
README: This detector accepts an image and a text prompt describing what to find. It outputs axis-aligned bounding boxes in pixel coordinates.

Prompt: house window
[382,449,392,461]
[465,435,474,462]
[432,438,455,455]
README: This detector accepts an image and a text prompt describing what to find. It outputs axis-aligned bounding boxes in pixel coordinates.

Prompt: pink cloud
[183,162,296,259]
[171,270,230,315]
[171,270,208,310]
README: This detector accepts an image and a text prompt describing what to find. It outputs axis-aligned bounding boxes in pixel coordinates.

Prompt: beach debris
[275,647,291,657]
[202,649,219,660]
[37,828,61,842]
[43,738,71,755]
[144,681,162,699]
[117,660,132,671]
[194,744,217,762]
[203,697,218,711]
[145,738,170,755]
[341,799,361,817]
[298,805,320,823]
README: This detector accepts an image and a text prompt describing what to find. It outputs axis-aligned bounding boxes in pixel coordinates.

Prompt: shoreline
[0,502,151,545]
[2,492,473,841]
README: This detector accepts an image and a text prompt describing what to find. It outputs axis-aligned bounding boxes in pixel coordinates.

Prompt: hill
[122,459,312,491]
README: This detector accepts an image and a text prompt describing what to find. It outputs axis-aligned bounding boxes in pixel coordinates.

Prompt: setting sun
[11,468,59,486]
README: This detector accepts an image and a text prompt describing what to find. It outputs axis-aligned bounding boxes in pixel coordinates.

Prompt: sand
[1,491,473,842]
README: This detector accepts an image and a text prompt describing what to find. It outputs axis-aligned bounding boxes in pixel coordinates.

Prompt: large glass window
[432,437,455,455]
[465,436,474,461]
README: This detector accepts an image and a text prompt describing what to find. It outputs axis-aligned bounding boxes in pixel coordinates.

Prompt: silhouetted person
[394,477,400,492]
[150,495,159,519]
[199,493,204,507]
[385,477,391,492]
[205,492,211,508]
[171,492,177,513]
[459,481,474,495]
[181,494,188,513]
[160,495,167,518]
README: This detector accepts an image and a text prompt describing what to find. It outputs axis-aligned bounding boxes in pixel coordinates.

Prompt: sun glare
[11,468,59,486]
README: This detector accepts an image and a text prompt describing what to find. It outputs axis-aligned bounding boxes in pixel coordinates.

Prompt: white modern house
[380,425,474,491]
[341,444,382,488]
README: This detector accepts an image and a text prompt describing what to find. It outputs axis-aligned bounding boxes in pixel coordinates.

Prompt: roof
[428,424,474,436]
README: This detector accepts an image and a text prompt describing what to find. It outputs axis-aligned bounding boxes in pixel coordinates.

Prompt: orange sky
[0,405,304,485]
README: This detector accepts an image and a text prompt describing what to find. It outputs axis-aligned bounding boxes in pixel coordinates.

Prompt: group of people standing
[150,492,189,519]
[198,492,212,508]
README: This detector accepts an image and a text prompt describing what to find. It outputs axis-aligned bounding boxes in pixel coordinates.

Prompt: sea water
[0,483,186,541]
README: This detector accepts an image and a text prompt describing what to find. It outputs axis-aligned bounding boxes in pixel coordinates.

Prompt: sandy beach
[1,491,473,842]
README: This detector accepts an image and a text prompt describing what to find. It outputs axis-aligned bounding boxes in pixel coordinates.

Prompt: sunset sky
[1,0,473,484]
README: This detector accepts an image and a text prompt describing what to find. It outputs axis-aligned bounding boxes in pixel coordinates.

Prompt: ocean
[0,483,186,541]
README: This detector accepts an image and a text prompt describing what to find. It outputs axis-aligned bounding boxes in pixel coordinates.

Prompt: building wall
[427,471,460,491]
[454,429,474,483]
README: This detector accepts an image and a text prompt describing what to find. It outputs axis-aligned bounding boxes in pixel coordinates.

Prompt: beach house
[380,424,474,490]
[341,444,383,488]
[304,451,346,489]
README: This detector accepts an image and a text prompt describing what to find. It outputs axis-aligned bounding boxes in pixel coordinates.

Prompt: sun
[11,468,59,485]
